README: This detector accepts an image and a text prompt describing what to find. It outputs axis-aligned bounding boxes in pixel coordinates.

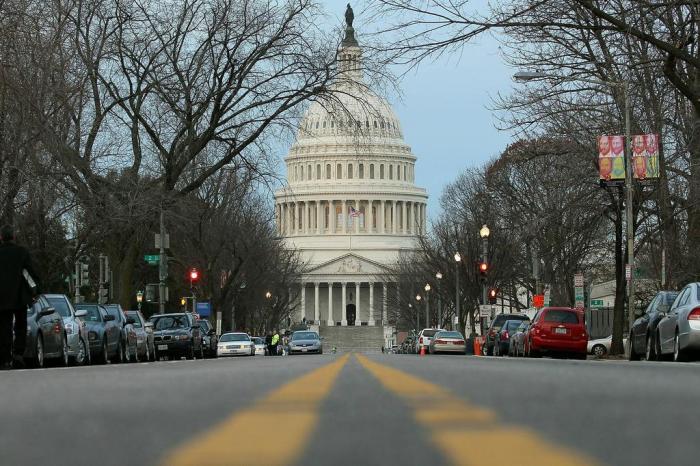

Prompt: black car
[629,290,679,361]
[24,296,69,368]
[75,303,123,364]
[149,313,203,360]
[104,304,139,362]
[493,319,526,356]
[484,313,530,355]
[198,319,218,358]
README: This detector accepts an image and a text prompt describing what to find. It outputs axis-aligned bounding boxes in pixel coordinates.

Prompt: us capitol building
[274,7,428,348]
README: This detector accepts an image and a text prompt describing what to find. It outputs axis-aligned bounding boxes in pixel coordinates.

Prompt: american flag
[349,206,361,217]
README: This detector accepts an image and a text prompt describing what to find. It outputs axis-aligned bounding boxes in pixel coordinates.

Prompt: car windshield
[46,297,72,318]
[220,333,249,342]
[422,329,440,337]
[76,305,102,322]
[544,310,579,324]
[436,331,463,339]
[252,337,264,345]
[153,316,189,330]
[293,332,319,341]
[126,313,142,327]
[505,321,522,331]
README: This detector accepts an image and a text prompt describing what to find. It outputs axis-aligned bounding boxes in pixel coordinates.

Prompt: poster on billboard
[598,135,626,182]
[631,133,660,180]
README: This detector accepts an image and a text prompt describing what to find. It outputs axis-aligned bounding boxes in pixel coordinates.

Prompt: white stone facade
[274,26,428,329]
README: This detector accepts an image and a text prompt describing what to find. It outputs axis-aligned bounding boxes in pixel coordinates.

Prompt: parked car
[525,307,587,359]
[150,313,203,360]
[588,335,628,357]
[493,319,525,356]
[288,331,323,355]
[24,296,69,368]
[74,303,122,364]
[415,328,445,354]
[629,291,679,361]
[126,310,154,362]
[657,282,700,362]
[484,314,530,355]
[217,333,254,357]
[251,336,267,355]
[43,294,91,366]
[428,330,467,354]
[509,321,530,357]
[198,319,218,358]
[104,304,139,362]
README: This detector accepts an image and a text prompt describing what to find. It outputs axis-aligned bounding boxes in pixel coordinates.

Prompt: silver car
[657,282,700,362]
[428,331,467,354]
[288,331,322,354]
[43,294,91,365]
[251,336,267,355]
[217,333,255,357]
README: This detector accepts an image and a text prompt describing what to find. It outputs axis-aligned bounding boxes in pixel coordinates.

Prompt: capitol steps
[319,326,385,353]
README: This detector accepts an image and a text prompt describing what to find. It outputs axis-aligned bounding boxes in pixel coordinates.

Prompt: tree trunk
[611,188,626,355]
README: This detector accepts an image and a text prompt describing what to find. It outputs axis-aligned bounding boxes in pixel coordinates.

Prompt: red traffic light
[189,268,200,281]
[479,262,488,274]
[488,288,497,298]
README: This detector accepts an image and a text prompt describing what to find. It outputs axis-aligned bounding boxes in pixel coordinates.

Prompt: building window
[380,164,384,179]
[300,165,304,181]
[331,120,335,128]
[403,165,407,181]
[326,164,331,179]
[308,165,312,180]
[370,164,374,179]
[373,120,377,128]
[294,165,298,181]
[315,121,319,129]
[323,120,326,128]
[348,164,353,179]
[317,164,321,180]
[359,163,364,179]
[389,165,393,180]
[337,164,343,179]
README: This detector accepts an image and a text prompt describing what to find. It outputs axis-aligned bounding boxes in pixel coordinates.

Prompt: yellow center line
[356,354,599,466]
[161,354,350,466]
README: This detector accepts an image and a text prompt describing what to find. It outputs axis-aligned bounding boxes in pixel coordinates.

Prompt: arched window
[403,165,407,181]
[380,164,385,179]
[315,121,319,129]
[337,164,343,179]
[359,163,364,179]
[300,165,304,181]
[373,120,377,128]
[317,164,321,180]
[365,120,370,129]
[348,164,353,179]
[326,164,331,179]
[389,165,393,180]
[322,120,326,128]
[331,120,335,128]
[370,164,375,179]
[308,165,312,180]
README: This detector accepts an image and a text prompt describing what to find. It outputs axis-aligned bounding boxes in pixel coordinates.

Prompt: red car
[525,307,587,359]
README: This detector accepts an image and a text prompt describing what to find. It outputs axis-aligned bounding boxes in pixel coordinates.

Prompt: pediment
[306,253,389,276]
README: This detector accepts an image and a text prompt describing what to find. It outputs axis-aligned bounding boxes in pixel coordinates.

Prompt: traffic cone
[419,345,426,356]
[474,337,481,356]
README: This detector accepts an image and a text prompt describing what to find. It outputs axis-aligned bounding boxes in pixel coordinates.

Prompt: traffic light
[188,268,200,288]
[98,288,109,304]
[478,261,488,282]
[181,297,187,306]
[80,262,89,286]
[488,287,498,304]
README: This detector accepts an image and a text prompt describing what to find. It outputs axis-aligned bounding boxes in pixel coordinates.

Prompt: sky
[275,0,516,219]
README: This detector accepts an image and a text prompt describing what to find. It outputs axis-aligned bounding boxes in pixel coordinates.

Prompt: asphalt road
[1,353,699,466]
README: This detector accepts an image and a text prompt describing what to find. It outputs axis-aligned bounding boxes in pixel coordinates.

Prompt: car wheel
[656,331,670,361]
[99,340,109,365]
[150,344,156,361]
[112,340,123,364]
[199,345,205,359]
[673,331,687,362]
[592,344,607,357]
[144,344,150,362]
[59,335,69,367]
[124,341,132,363]
[628,335,640,361]
[133,343,140,363]
[186,344,195,360]
[645,334,656,361]
[75,338,89,366]
[33,333,45,368]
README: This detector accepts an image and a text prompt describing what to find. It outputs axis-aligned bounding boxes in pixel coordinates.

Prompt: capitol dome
[274,6,428,336]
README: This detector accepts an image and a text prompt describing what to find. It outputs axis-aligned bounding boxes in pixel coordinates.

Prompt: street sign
[144,254,159,265]
[196,302,211,317]
[574,273,584,287]
[574,273,584,310]
[543,285,551,307]
[591,299,604,308]
[625,264,632,280]
[155,233,170,249]
[533,294,544,308]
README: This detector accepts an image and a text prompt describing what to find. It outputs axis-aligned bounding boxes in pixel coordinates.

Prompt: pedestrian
[0,225,40,370]
[265,332,273,356]
[271,330,280,356]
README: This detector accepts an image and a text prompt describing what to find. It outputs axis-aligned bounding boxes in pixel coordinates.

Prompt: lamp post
[435,272,442,328]
[415,293,422,332]
[480,224,490,314]
[454,252,461,331]
[136,291,143,312]
[424,283,431,328]
[514,70,635,332]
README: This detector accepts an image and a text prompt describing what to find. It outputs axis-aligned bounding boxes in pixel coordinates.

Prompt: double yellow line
[164,354,598,466]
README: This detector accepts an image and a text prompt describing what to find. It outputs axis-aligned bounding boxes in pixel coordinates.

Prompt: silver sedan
[657,282,700,362]
[428,331,467,354]
[217,333,255,357]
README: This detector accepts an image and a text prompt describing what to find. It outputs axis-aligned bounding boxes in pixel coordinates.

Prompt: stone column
[402,201,407,234]
[327,282,334,325]
[341,282,348,325]
[294,202,300,235]
[285,203,291,235]
[409,202,414,234]
[341,200,347,234]
[392,201,397,234]
[300,282,305,323]
[314,282,320,323]
[382,283,388,323]
[304,202,310,234]
[355,282,361,325]
[316,200,322,234]
[369,282,375,326]
[355,200,360,234]
[367,200,374,234]
[330,200,336,234]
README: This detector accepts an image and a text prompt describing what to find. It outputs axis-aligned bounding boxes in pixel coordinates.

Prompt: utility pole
[159,206,167,314]
[624,82,636,332]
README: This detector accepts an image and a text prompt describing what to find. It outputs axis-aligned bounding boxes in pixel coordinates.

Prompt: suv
[526,307,587,359]
[415,328,445,354]
[43,294,91,365]
[484,314,530,355]
[149,313,203,360]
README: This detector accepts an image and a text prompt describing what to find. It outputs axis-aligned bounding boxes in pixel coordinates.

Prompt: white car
[217,333,255,357]
[251,336,267,355]
[588,335,628,357]
[414,328,445,354]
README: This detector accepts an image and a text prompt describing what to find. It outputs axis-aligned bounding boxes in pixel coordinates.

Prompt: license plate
[451,342,459,345]
[555,328,567,335]
[302,348,308,352]
[158,344,168,351]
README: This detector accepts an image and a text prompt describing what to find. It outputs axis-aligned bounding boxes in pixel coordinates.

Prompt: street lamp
[435,272,443,328]
[415,293,422,331]
[480,224,490,239]
[479,224,490,317]
[265,291,272,299]
[515,70,635,331]
[454,253,461,330]
[424,283,431,328]
[136,291,143,311]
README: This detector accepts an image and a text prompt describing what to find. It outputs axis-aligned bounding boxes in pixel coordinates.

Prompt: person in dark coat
[265,332,273,356]
[0,225,40,369]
